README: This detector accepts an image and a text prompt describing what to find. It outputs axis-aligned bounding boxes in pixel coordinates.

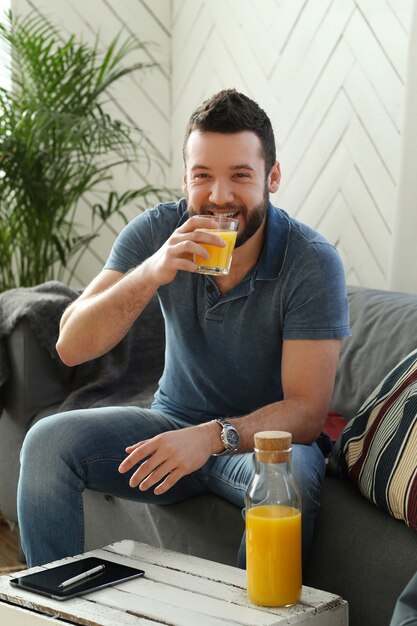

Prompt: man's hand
[143,215,225,287]
[56,215,225,367]
[118,422,218,495]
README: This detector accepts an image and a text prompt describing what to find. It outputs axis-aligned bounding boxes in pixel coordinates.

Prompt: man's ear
[182,171,187,195]
[268,162,281,193]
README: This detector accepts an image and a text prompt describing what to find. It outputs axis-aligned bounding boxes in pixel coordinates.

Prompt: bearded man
[18,89,350,568]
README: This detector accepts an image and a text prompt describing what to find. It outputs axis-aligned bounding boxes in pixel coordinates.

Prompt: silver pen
[58,564,105,589]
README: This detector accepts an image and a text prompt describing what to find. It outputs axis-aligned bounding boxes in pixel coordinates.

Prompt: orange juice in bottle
[246,431,302,607]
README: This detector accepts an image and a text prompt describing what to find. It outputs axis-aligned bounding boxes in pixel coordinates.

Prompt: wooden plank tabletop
[0,540,348,625]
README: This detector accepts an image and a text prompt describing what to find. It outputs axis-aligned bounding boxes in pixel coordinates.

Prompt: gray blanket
[0,282,165,415]
[0,281,77,390]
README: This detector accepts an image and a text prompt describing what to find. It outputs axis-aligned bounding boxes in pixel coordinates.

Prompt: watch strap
[212,418,239,456]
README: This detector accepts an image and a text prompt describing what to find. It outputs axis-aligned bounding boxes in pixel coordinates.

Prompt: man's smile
[205,210,240,218]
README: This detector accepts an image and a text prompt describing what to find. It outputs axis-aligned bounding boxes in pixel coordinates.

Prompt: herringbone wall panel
[7,0,415,289]
[172,0,414,289]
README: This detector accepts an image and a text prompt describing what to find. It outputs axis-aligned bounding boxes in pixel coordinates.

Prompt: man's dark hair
[183,89,276,175]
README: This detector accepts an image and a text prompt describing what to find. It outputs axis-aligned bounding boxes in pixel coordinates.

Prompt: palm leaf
[0,9,173,290]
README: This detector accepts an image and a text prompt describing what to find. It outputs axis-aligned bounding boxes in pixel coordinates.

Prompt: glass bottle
[245,430,302,607]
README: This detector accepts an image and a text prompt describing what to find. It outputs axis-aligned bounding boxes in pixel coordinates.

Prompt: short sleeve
[104,212,154,273]
[282,242,350,340]
[104,202,185,274]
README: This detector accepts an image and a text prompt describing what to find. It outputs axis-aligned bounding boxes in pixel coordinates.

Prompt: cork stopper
[254,431,292,463]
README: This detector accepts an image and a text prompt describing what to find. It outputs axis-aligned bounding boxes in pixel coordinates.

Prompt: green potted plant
[0,10,170,291]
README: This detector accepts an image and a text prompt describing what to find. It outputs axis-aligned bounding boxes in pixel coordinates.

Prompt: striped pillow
[328,349,417,531]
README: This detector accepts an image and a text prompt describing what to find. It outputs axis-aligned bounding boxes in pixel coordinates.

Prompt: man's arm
[56,266,156,366]
[119,338,341,495]
[56,216,225,366]
[227,337,341,448]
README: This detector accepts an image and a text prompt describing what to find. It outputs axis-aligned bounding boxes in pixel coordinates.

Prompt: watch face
[225,427,240,450]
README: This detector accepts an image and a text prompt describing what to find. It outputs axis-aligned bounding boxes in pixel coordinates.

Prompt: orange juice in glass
[194,215,239,275]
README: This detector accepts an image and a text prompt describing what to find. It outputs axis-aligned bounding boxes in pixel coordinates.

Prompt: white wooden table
[0,540,348,625]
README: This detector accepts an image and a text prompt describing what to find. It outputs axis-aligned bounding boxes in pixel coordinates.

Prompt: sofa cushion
[328,348,417,531]
[332,286,417,420]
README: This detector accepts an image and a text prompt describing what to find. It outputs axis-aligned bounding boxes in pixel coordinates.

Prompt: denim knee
[21,414,60,465]
[21,412,79,466]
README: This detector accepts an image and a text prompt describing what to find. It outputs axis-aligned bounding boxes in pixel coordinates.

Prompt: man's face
[183,131,280,247]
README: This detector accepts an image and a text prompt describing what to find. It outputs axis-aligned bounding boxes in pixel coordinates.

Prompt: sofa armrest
[2,318,71,427]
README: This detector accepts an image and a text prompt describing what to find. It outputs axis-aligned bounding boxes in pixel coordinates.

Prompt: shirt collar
[255,203,290,281]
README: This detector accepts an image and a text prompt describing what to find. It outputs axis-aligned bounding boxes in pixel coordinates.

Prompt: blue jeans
[18,407,326,567]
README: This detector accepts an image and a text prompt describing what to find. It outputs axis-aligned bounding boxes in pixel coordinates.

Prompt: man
[18,89,350,567]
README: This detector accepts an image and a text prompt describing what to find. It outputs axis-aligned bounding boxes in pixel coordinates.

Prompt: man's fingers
[153,469,182,495]
[137,462,176,492]
[129,456,179,492]
[128,457,154,487]
[118,441,152,473]
[119,428,211,495]
[170,237,225,260]
[125,439,149,453]
[118,453,139,473]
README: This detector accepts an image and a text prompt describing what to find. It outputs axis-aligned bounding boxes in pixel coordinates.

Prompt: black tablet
[10,556,145,601]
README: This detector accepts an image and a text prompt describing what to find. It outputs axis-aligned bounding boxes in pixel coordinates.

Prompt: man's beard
[187,186,269,248]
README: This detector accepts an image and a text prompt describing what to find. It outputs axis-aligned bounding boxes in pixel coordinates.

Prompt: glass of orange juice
[193,215,239,276]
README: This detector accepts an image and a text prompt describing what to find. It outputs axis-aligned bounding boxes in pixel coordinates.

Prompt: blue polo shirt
[105,199,350,424]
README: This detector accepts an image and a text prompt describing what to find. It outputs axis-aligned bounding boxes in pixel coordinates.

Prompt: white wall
[0,0,11,89]
[389,1,417,293]
[9,0,415,290]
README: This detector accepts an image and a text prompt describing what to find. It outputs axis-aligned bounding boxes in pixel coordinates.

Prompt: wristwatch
[212,418,240,456]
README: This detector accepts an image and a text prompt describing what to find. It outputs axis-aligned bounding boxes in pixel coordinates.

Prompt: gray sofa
[0,284,416,626]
